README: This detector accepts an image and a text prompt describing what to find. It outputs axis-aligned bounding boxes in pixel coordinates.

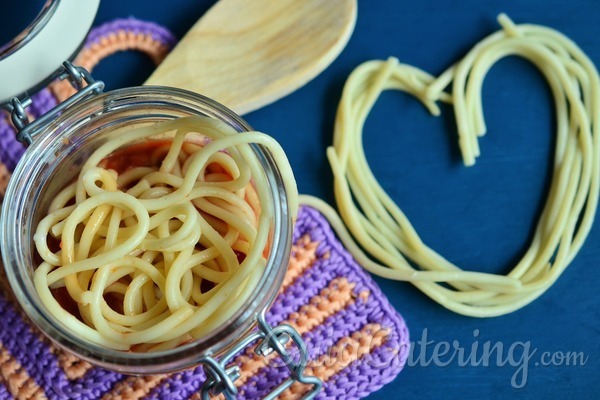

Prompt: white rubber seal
[0,0,99,103]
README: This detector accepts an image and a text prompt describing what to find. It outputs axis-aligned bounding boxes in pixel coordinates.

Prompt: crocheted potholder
[0,19,409,400]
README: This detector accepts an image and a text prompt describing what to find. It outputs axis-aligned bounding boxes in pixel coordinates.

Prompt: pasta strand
[34,116,297,350]
[309,14,600,317]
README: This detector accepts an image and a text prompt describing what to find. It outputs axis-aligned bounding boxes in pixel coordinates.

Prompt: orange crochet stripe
[0,345,46,400]
[100,375,167,400]
[282,234,321,288]
[54,351,93,381]
[49,30,171,102]
[280,323,390,400]
[233,277,359,386]
[286,277,359,333]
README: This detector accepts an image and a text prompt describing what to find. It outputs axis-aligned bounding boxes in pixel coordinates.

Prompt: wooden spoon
[145,0,357,115]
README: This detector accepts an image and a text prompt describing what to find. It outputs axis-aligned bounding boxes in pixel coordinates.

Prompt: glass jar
[1,75,321,399]
[0,1,321,394]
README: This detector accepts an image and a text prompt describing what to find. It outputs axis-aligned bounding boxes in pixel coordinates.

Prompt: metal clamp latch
[199,311,322,399]
[4,61,104,145]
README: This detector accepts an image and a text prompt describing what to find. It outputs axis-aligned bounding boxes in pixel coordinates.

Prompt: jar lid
[0,0,99,104]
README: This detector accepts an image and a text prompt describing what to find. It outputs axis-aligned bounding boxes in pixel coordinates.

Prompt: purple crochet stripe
[0,292,122,400]
[64,367,122,399]
[0,88,58,171]
[0,387,12,400]
[29,88,58,118]
[0,383,9,400]
[292,206,331,245]
[0,387,9,400]
[146,367,206,400]
[150,206,410,399]
[0,117,22,171]
[85,18,177,48]
[320,340,409,400]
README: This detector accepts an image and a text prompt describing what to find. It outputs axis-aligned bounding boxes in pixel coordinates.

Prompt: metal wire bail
[199,310,322,399]
[5,61,104,145]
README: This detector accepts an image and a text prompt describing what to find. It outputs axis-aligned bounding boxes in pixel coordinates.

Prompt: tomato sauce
[52,287,83,321]
[99,139,173,173]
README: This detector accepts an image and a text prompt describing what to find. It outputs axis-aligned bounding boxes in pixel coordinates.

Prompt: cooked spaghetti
[311,13,600,317]
[33,116,297,351]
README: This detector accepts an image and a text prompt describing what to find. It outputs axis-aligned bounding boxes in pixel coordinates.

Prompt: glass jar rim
[0,85,293,373]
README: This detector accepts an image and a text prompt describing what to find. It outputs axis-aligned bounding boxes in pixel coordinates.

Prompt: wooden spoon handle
[145,0,357,115]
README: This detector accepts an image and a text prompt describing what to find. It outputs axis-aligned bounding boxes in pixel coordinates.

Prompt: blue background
[6,0,600,398]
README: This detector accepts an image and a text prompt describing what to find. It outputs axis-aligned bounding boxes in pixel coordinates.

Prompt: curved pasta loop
[34,116,298,350]
[321,14,600,317]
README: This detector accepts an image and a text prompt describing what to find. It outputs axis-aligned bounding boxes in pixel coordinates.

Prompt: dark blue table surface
[7,1,600,398]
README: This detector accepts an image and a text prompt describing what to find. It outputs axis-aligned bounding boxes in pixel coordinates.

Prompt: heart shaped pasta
[310,14,600,317]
